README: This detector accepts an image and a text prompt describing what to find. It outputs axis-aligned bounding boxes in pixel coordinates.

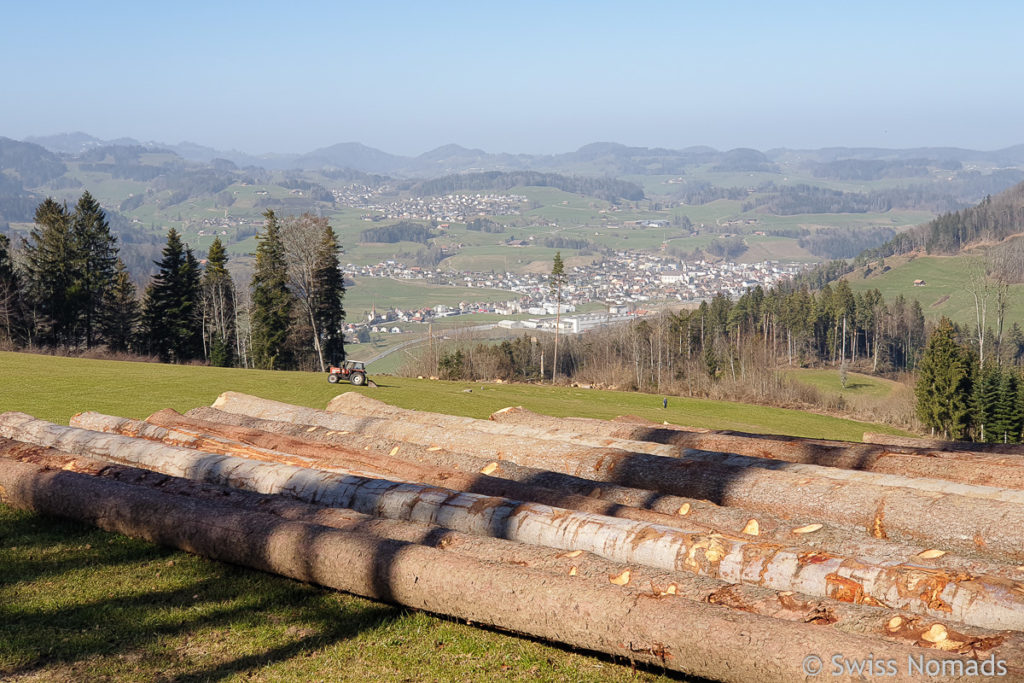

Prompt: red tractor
[327,360,368,386]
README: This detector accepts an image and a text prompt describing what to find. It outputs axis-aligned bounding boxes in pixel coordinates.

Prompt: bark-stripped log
[185,406,967,560]
[491,407,1024,490]
[4,442,1022,670]
[325,392,683,457]
[864,432,1024,455]
[7,413,1024,631]
[0,456,994,683]
[79,410,1024,583]
[72,411,731,533]
[201,394,1024,563]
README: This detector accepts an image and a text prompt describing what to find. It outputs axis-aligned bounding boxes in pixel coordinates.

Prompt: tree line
[424,280,931,392]
[0,194,346,371]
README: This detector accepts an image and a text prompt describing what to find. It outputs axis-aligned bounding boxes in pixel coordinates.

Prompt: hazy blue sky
[3,1,1022,155]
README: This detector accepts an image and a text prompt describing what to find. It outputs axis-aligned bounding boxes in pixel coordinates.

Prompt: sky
[3,1,1023,156]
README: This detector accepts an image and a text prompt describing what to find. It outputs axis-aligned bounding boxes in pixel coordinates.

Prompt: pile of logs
[2,391,1024,681]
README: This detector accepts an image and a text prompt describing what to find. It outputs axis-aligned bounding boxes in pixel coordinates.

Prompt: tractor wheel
[327,373,341,384]
[350,372,366,386]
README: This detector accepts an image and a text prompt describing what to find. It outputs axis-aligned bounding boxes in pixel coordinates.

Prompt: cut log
[864,432,1024,455]
[185,406,1018,568]
[4,442,1023,669]
[0,454,996,683]
[199,395,1024,563]
[183,406,802,539]
[7,413,1024,631]
[71,411,733,534]
[491,407,1024,490]
[325,391,683,457]
[81,410,1024,583]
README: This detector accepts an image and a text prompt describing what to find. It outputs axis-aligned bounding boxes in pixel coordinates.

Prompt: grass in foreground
[0,349,910,680]
[0,507,683,682]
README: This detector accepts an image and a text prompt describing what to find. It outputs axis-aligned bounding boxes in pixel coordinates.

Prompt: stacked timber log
[2,393,1024,681]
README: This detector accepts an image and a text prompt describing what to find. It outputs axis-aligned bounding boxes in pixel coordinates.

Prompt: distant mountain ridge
[20,133,1024,178]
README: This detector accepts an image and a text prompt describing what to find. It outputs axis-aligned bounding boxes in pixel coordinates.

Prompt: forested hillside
[864,180,1024,258]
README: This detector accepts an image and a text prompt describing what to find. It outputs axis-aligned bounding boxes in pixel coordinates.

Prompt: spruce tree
[549,251,566,381]
[313,224,346,366]
[141,229,203,362]
[994,370,1022,443]
[915,318,974,439]
[71,191,119,348]
[177,247,204,360]
[972,364,1002,442]
[202,237,236,367]
[23,198,78,347]
[251,210,293,370]
[100,259,140,353]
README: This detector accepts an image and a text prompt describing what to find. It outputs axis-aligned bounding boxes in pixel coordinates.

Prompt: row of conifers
[2,392,1024,681]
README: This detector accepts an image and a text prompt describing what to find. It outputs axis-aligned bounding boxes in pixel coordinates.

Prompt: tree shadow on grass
[0,507,404,681]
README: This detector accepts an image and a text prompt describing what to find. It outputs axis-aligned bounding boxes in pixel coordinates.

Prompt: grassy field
[344,276,514,317]
[845,253,1024,326]
[783,367,904,400]
[0,352,910,681]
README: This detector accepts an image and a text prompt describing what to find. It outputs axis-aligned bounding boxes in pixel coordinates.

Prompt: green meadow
[0,351,911,681]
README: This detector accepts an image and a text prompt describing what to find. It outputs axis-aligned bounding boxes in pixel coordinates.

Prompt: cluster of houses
[348,193,528,223]
[347,251,804,312]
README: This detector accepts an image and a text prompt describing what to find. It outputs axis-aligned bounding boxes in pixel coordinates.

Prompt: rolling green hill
[846,251,1024,327]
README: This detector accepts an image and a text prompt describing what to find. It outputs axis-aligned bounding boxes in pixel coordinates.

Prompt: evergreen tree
[0,233,27,347]
[251,210,293,370]
[972,363,1002,442]
[312,224,346,365]
[22,198,77,347]
[549,251,566,382]
[994,370,1023,443]
[100,259,140,353]
[141,229,203,362]
[202,237,236,367]
[71,191,118,348]
[916,318,974,439]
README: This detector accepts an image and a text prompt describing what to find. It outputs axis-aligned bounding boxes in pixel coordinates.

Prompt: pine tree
[972,363,1002,442]
[202,237,236,367]
[916,318,974,439]
[23,198,81,347]
[0,233,27,347]
[100,259,140,353]
[71,191,119,348]
[994,370,1022,443]
[141,229,203,362]
[549,251,567,382]
[313,224,346,366]
[251,210,293,370]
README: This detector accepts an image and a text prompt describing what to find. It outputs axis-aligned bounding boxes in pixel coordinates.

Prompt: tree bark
[204,395,1024,564]
[79,409,1024,583]
[72,410,728,534]
[7,442,1024,669]
[8,412,1024,631]
[490,407,1024,490]
[864,432,1024,456]
[0,452,998,682]
[168,407,1024,585]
